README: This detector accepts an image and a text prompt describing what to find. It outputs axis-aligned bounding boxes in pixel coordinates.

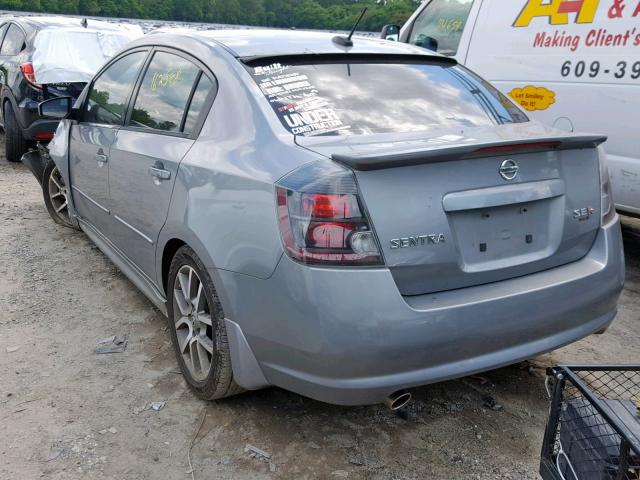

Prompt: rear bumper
[21,117,59,141]
[217,217,624,405]
[14,98,60,140]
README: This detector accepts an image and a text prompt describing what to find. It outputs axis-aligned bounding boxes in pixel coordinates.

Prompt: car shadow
[184,359,550,475]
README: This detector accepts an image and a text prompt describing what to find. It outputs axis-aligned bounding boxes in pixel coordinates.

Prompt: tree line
[0,0,420,31]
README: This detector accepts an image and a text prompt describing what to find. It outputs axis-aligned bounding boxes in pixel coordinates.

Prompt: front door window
[84,51,147,125]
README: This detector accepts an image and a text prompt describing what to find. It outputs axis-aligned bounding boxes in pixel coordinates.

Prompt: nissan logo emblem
[499,159,519,181]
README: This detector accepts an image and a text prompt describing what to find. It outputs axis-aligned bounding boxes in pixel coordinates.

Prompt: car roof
[3,15,135,32]
[152,28,442,59]
[2,15,84,29]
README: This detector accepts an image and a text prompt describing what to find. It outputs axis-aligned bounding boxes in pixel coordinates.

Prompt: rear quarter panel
[156,45,322,286]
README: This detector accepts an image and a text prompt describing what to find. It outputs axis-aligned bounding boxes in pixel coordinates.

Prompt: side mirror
[38,97,72,119]
[380,24,400,41]
[416,35,438,52]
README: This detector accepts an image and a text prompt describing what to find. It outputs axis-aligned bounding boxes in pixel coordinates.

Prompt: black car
[0,16,87,162]
[0,16,142,162]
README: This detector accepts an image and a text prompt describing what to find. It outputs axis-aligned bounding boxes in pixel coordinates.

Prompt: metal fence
[541,366,640,480]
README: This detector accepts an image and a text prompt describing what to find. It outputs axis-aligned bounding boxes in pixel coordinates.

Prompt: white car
[385,0,639,215]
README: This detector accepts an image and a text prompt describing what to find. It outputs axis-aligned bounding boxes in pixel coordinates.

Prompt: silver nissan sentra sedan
[26,29,624,408]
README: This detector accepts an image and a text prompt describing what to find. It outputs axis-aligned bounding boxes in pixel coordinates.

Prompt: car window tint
[129,52,200,133]
[1,24,25,56]
[183,74,214,134]
[409,0,474,56]
[248,60,528,137]
[85,51,146,125]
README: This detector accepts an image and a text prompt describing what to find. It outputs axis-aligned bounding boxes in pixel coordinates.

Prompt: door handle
[148,166,171,181]
[95,153,108,164]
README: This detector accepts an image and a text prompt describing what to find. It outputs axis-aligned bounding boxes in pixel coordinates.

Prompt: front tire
[166,246,243,400]
[42,160,78,229]
[4,105,29,163]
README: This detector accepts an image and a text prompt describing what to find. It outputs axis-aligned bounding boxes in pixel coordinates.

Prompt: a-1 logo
[514,0,600,27]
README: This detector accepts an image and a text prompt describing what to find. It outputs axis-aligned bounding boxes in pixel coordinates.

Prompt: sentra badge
[390,234,446,250]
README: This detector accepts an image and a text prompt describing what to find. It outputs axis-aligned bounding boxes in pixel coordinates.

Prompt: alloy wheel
[48,166,71,224]
[172,265,214,382]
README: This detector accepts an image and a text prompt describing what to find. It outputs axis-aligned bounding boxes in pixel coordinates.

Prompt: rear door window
[84,51,147,125]
[1,24,25,56]
[129,52,202,133]
[409,0,474,56]
[182,74,214,134]
[247,59,528,137]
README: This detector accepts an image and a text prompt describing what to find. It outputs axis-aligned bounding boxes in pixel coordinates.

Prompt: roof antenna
[333,7,367,47]
[81,18,88,28]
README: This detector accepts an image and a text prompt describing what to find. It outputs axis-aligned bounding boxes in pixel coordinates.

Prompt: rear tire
[42,160,78,229]
[166,246,243,400]
[4,104,29,163]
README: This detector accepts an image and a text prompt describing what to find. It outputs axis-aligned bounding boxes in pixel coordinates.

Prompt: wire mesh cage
[541,366,640,480]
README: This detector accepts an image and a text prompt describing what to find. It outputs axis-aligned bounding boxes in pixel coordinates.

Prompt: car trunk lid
[297,124,606,295]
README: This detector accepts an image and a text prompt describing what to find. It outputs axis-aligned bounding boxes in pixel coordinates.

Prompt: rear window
[247,59,528,137]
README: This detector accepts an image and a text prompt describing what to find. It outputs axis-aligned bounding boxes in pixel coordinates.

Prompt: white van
[385,0,640,215]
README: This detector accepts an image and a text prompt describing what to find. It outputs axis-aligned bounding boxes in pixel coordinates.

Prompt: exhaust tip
[384,391,412,411]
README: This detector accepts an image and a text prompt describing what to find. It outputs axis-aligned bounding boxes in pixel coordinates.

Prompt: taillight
[20,62,42,89]
[276,161,382,266]
[598,147,615,224]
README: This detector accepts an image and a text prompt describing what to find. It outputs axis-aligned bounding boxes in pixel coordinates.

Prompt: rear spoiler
[241,53,457,66]
[332,135,607,171]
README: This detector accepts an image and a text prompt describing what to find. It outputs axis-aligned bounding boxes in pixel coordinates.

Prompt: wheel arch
[2,95,10,122]
[2,91,18,122]
[161,238,187,295]
[157,233,268,391]
[156,230,233,318]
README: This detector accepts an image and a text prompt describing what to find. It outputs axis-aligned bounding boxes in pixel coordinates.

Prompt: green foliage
[0,0,419,31]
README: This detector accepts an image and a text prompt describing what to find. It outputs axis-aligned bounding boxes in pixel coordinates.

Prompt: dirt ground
[1,139,638,480]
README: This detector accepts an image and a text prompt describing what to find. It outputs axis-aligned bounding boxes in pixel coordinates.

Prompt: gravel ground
[1,139,639,480]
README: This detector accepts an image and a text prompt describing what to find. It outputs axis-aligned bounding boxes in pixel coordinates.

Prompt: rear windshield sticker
[254,66,349,136]
[253,63,289,76]
[283,108,345,136]
[508,85,556,111]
